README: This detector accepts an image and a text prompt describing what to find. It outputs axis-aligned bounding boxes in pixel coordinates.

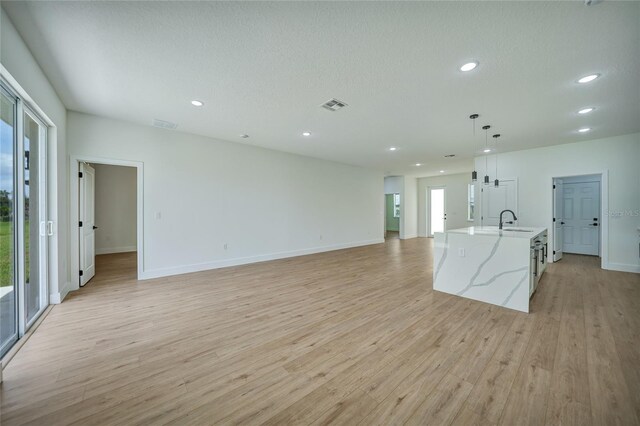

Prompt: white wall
[474,133,640,273]
[1,9,69,302]
[384,176,403,194]
[418,173,472,237]
[94,164,137,254]
[402,176,418,239]
[68,111,384,281]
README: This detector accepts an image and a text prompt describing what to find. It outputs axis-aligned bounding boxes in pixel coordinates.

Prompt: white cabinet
[529,230,548,297]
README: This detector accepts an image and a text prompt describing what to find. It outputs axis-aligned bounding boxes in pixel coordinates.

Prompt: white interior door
[428,187,446,236]
[562,181,600,256]
[553,179,564,261]
[481,179,517,226]
[79,163,96,286]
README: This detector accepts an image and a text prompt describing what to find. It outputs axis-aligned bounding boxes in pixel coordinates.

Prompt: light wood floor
[1,239,639,425]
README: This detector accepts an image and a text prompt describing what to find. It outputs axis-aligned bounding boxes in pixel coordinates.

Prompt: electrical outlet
[320,235,323,240]
[224,243,228,250]
[155,211,162,220]
[458,248,465,257]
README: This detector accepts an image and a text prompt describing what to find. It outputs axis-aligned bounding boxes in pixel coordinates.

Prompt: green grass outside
[0,221,30,288]
[1,221,14,288]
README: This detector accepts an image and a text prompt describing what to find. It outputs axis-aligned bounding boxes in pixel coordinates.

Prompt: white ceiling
[3,1,639,177]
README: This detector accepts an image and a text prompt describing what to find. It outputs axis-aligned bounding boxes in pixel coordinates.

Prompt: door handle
[93,225,99,230]
[591,223,598,226]
[560,221,565,225]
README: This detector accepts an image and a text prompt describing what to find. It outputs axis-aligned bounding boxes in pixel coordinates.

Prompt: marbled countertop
[443,226,547,239]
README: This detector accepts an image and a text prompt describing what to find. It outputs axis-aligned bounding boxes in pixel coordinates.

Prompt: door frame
[427,186,446,237]
[550,171,608,269]
[70,156,144,291]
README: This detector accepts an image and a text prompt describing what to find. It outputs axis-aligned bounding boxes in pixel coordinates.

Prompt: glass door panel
[24,110,47,325]
[0,88,17,357]
[429,188,446,236]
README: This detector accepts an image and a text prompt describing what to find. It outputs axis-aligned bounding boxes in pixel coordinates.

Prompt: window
[468,184,475,221]
[393,193,400,218]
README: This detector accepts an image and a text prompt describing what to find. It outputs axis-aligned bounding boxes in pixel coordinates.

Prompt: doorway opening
[428,187,446,237]
[71,157,143,290]
[384,193,400,239]
[552,174,603,263]
[79,163,138,286]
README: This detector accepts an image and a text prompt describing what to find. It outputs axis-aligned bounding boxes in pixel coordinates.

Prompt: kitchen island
[433,226,547,313]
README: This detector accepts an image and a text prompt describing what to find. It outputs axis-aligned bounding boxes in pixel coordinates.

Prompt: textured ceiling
[3,1,639,177]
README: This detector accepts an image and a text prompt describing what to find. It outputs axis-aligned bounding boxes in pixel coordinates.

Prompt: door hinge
[553,184,556,189]
[79,270,84,276]
[553,218,556,222]
[79,172,83,178]
[553,250,556,255]
[79,221,83,227]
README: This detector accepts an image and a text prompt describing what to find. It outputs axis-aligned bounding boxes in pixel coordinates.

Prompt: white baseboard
[139,239,384,280]
[605,262,640,273]
[96,246,137,255]
[401,233,418,240]
[49,281,72,304]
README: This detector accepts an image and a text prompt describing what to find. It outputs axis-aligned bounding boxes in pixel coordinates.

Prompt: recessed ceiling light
[415,163,422,166]
[577,74,600,84]
[578,107,595,114]
[460,62,478,72]
[439,170,445,173]
[483,148,491,153]
[191,100,204,107]
[388,147,397,151]
[302,132,311,136]
[578,127,591,133]
[240,134,249,138]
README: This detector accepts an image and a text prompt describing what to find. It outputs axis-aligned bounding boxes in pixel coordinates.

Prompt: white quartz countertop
[443,226,547,239]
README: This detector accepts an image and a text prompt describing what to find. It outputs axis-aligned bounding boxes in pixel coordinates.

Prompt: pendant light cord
[493,134,501,186]
[484,127,488,172]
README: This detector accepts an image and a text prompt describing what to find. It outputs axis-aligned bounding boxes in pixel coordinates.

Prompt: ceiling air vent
[152,119,178,130]
[320,98,348,112]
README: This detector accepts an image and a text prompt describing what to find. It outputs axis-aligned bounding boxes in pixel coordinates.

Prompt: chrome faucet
[499,209,518,230]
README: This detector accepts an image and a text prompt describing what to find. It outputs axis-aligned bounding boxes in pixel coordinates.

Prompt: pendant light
[482,125,491,184]
[493,134,501,187]
[470,114,479,182]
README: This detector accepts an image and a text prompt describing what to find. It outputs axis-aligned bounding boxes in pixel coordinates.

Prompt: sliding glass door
[0,81,48,358]
[1,86,18,356]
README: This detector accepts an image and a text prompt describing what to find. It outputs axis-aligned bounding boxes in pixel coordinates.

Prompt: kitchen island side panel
[433,232,531,313]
